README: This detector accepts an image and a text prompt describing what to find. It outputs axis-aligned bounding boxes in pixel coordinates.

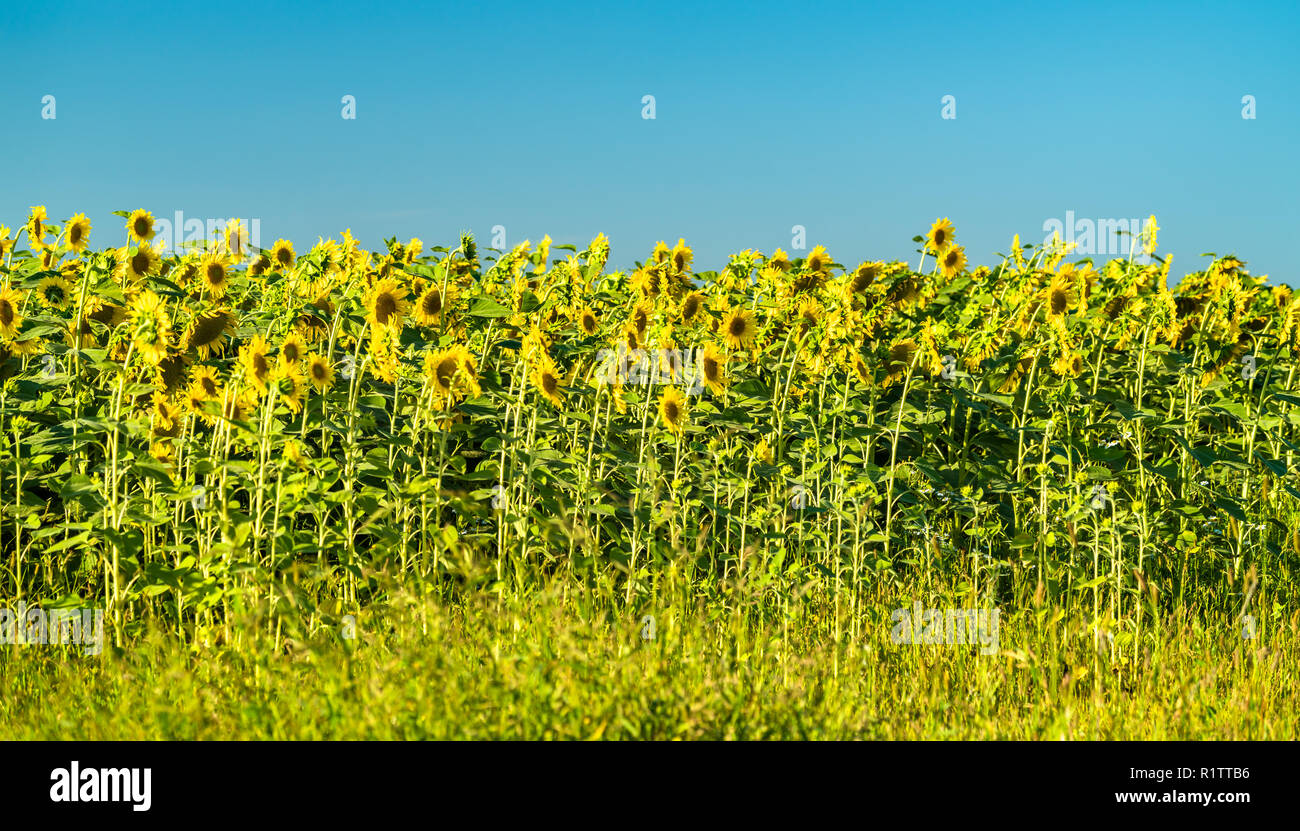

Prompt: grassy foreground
[2,579,1294,740]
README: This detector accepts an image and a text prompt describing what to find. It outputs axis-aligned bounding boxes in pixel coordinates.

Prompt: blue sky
[2,0,1296,282]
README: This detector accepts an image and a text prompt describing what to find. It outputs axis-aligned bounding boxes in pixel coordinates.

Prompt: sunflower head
[126,209,156,244]
[268,239,296,271]
[699,342,727,396]
[129,290,173,365]
[0,286,26,339]
[366,278,410,330]
[185,309,236,359]
[65,214,92,253]
[658,386,687,435]
[26,206,49,249]
[927,217,955,253]
[35,276,74,309]
[305,353,335,392]
[680,292,704,325]
[939,245,967,278]
[578,307,599,336]
[240,335,274,394]
[721,307,756,351]
[532,357,565,408]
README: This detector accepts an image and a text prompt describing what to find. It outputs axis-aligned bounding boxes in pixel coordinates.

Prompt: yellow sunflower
[35,276,74,309]
[927,217,955,252]
[273,363,307,414]
[0,286,25,338]
[577,307,599,336]
[532,356,565,408]
[720,307,757,351]
[305,353,335,393]
[805,245,832,273]
[365,278,410,331]
[768,248,791,272]
[119,243,160,282]
[671,239,694,274]
[26,206,49,249]
[679,292,704,326]
[126,209,156,244]
[280,331,306,365]
[658,386,687,435]
[65,214,92,253]
[938,244,967,278]
[269,239,296,271]
[184,309,236,359]
[198,249,234,298]
[413,283,449,327]
[129,290,173,365]
[240,335,274,395]
[189,365,223,402]
[698,342,727,396]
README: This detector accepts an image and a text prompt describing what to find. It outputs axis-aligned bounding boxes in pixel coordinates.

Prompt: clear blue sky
[2,0,1296,282]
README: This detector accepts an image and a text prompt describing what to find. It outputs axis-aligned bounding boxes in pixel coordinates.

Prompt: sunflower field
[0,208,1295,739]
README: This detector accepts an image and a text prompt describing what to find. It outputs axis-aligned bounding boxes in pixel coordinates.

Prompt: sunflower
[26,206,49,249]
[413,284,448,327]
[888,339,918,373]
[35,276,74,309]
[671,239,693,274]
[273,363,307,414]
[126,209,156,244]
[532,356,564,408]
[119,243,160,282]
[129,290,173,365]
[698,342,727,396]
[630,301,651,341]
[938,244,967,278]
[768,248,791,272]
[184,308,236,359]
[630,267,661,299]
[64,214,92,253]
[240,335,274,394]
[1044,270,1076,318]
[851,261,882,293]
[658,386,687,435]
[279,331,306,366]
[269,239,296,270]
[425,344,479,404]
[223,219,248,258]
[0,286,24,338]
[305,353,335,393]
[721,307,756,350]
[189,365,223,402]
[198,249,234,298]
[577,307,599,336]
[151,392,183,439]
[852,354,872,386]
[927,217,955,252]
[404,237,423,263]
[805,245,832,273]
[680,292,704,325]
[365,278,410,330]
[249,252,272,277]
[796,297,824,334]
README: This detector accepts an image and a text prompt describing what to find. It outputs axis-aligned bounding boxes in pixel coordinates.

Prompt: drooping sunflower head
[184,309,236,359]
[680,292,704,325]
[126,209,156,244]
[699,341,727,395]
[414,284,448,327]
[270,239,296,270]
[274,363,307,414]
[927,217,954,253]
[366,278,410,330]
[768,248,791,273]
[796,297,824,333]
[532,357,564,408]
[189,365,223,402]
[1045,271,1075,317]
[240,335,274,394]
[721,307,756,350]
[658,386,687,435]
[805,245,832,273]
[35,276,74,309]
[852,261,881,293]
[671,239,694,274]
[26,206,49,249]
[578,307,599,336]
[65,214,92,253]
